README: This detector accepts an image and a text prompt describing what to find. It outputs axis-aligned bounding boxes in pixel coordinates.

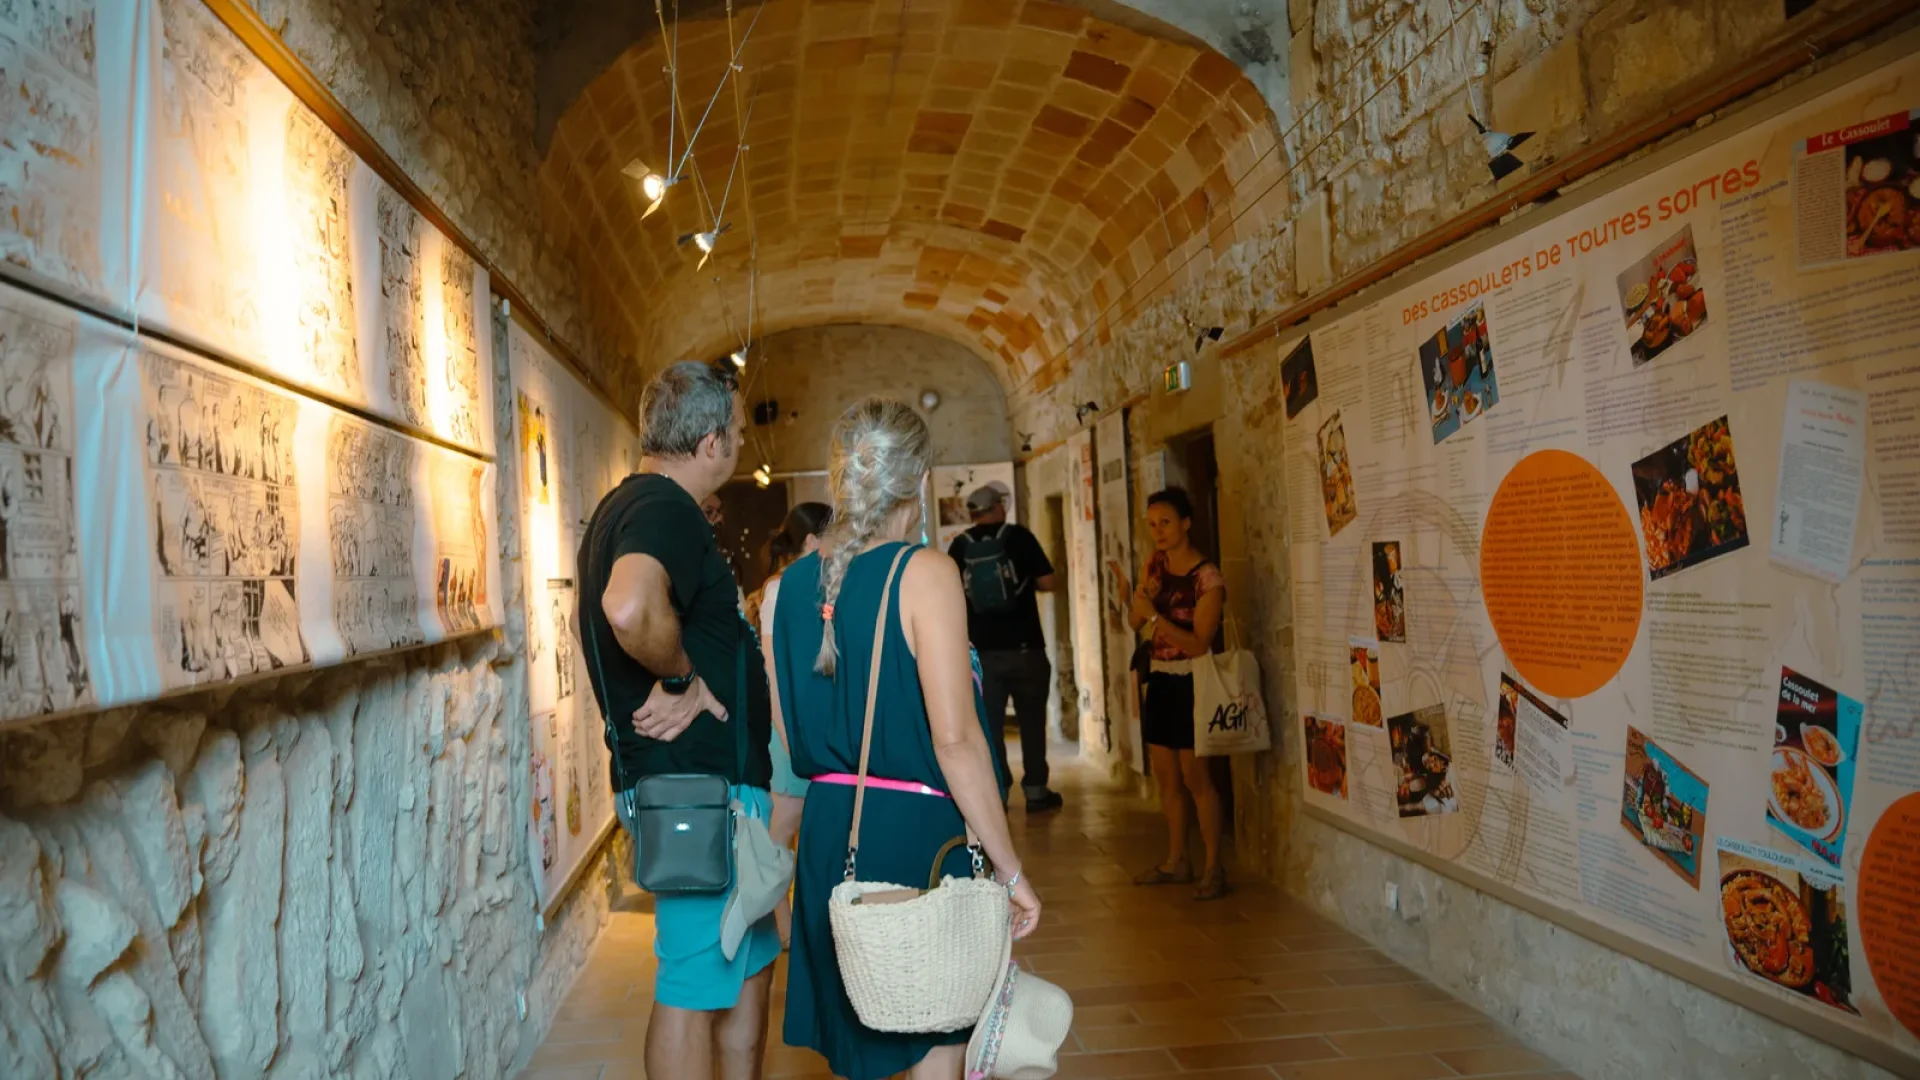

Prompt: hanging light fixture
[641,0,765,240]
[730,347,748,369]
[622,158,673,217]
[752,463,772,488]
[679,223,733,269]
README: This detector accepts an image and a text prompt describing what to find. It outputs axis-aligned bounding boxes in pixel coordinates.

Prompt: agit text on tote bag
[1191,618,1271,757]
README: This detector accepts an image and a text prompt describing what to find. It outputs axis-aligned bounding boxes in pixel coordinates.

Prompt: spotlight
[730,348,747,369]
[678,223,733,269]
[623,158,672,217]
[1468,112,1534,181]
[680,223,731,247]
[752,464,773,488]
[1018,431,1034,453]
[1074,401,1100,425]
[1194,326,1224,355]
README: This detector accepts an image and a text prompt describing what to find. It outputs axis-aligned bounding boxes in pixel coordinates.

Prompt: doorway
[715,479,790,594]
[1043,493,1077,741]
[1164,429,1220,565]
[1161,426,1232,821]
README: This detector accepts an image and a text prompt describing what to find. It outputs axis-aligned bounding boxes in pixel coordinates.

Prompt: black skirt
[1142,670,1195,750]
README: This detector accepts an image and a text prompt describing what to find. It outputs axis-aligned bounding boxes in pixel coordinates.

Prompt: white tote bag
[1191,622,1270,756]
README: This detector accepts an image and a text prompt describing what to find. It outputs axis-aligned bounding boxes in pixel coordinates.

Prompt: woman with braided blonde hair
[767,398,1040,1080]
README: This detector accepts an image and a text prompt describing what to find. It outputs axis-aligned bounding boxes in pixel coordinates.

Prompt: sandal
[1194,868,1231,902]
[1133,862,1193,886]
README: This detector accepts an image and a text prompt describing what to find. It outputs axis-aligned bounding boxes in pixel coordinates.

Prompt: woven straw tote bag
[828,546,1012,1033]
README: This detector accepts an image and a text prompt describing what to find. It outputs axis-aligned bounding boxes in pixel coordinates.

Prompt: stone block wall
[1037,3,1914,1077]
[243,0,634,413]
[0,305,607,1079]
[1008,0,1877,450]
[0,1,630,1073]
[0,638,610,1080]
[746,325,1014,474]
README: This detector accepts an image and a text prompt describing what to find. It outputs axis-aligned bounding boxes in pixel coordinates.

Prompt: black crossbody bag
[581,500,750,895]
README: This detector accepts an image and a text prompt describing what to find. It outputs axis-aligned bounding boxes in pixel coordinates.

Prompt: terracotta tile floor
[519,747,1577,1080]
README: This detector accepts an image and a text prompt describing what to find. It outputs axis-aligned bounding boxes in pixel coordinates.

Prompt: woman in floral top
[1112,487,1229,900]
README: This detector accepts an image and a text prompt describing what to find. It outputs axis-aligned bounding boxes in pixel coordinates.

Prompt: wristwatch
[659,670,695,695]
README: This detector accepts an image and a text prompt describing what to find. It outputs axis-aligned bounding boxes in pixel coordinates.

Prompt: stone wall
[1015,450,1080,745]
[243,0,634,412]
[745,325,1013,474]
[1008,0,1883,449]
[1232,310,1898,1080]
[0,639,609,1080]
[1027,4,1914,1077]
[0,315,607,1080]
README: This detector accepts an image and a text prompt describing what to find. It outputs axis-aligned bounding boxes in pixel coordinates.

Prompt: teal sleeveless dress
[771,543,1009,1080]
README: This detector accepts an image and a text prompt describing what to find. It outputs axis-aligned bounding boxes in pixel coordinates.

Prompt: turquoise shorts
[621,784,783,1010]
[769,728,811,798]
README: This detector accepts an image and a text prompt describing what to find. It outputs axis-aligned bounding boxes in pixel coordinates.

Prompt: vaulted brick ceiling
[537,0,1278,392]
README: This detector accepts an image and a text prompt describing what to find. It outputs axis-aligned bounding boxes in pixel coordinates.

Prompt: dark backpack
[957,525,1022,614]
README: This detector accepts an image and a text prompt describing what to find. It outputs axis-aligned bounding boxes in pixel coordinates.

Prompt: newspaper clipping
[0,299,91,721]
[326,415,422,655]
[143,349,307,689]
[0,0,104,295]
[428,450,489,636]
[284,107,361,399]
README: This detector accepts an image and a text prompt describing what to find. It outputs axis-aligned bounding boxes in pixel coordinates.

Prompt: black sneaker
[1025,789,1064,813]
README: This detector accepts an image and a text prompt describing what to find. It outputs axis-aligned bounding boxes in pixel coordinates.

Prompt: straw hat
[965,943,1073,1080]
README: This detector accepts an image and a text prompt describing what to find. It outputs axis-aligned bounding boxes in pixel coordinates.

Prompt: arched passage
[535,0,1280,396]
[533,0,1292,151]
[737,323,1012,475]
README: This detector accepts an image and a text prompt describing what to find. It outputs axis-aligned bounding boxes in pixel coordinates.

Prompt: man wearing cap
[948,485,1064,812]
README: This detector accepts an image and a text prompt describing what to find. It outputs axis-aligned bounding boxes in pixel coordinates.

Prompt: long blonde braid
[814,398,933,676]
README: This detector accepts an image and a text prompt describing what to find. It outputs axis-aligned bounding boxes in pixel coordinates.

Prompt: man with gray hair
[576,360,778,1080]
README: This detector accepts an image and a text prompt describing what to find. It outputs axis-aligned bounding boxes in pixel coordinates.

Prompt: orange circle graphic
[1862,793,1920,1040]
[1480,449,1642,699]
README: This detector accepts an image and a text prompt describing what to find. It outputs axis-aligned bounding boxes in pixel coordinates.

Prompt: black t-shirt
[947,521,1054,652]
[577,474,772,790]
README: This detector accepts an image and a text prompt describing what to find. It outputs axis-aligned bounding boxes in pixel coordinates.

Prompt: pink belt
[812,773,948,798]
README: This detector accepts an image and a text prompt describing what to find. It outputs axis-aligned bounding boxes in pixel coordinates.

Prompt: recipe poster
[1282,40,1920,1071]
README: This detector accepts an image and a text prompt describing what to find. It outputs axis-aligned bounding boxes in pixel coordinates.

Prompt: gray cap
[966,485,1006,514]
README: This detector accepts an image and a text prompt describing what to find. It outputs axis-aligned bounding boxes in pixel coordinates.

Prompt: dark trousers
[979,648,1053,793]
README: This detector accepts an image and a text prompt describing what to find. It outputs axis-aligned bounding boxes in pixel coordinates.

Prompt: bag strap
[844,544,915,880]
[840,546,990,884]
[1219,612,1243,653]
[730,612,750,782]
[580,494,632,804]
[585,623,626,793]
[580,480,751,797]
[928,835,968,890]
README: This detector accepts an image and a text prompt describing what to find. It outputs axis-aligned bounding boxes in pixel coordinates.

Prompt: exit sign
[1163,360,1192,393]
